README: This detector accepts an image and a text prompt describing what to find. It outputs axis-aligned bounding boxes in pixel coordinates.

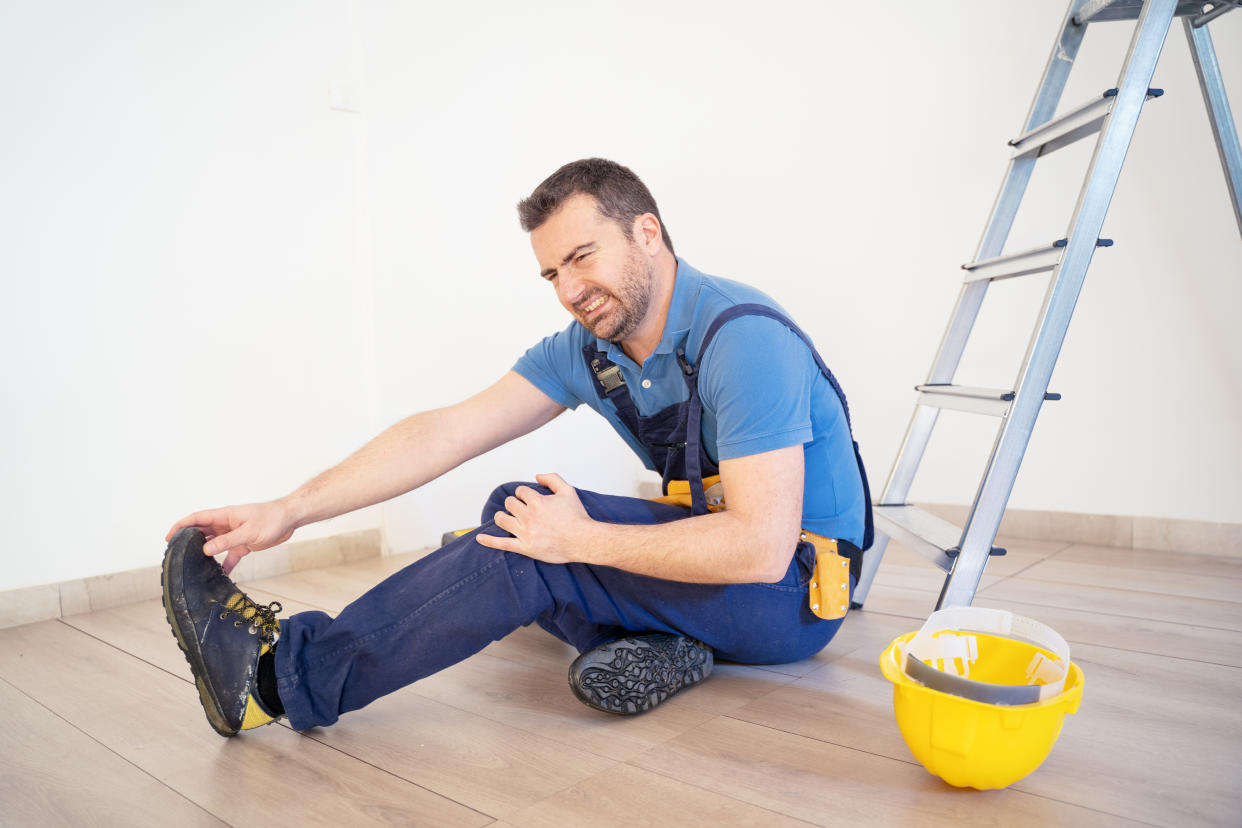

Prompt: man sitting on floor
[162,157,873,736]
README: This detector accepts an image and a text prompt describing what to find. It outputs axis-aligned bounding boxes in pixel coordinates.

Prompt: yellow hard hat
[880,606,1084,790]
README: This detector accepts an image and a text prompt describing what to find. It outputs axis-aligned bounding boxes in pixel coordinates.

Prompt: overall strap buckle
[589,358,627,394]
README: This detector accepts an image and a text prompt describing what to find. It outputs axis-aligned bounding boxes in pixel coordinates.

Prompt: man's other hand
[165,502,297,574]
[477,473,591,564]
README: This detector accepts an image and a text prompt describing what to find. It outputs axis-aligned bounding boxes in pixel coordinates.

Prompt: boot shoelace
[221,592,282,642]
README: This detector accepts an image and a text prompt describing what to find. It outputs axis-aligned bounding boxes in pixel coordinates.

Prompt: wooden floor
[2,535,1240,827]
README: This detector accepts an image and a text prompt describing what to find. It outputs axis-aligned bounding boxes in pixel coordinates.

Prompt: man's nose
[557,267,586,304]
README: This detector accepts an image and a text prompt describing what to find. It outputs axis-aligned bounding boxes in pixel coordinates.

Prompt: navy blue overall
[585,303,873,555]
[272,305,873,731]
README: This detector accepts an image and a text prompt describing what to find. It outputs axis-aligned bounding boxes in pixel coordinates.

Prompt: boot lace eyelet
[220,594,283,644]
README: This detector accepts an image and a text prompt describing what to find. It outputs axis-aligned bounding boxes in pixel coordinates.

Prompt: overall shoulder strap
[582,344,644,438]
[697,304,855,429]
[692,303,874,549]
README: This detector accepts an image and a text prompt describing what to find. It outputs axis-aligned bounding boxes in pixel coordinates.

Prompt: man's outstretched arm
[166,371,565,572]
[477,443,806,584]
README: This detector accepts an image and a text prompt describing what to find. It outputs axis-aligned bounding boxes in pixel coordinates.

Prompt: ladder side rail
[880,0,1092,505]
[924,1,1094,389]
[1184,17,1242,237]
[851,533,890,606]
[938,0,1179,609]
[976,0,1096,261]
[854,0,1094,608]
[877,404,939,505]
[851,404,939,605]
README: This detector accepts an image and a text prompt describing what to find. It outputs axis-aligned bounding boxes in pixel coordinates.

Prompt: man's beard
[578,245,654,342]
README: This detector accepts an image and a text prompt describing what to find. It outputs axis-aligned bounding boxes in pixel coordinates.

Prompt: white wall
[356,0,1242,556]
[3,1,1239,591]
[1,1,381,591]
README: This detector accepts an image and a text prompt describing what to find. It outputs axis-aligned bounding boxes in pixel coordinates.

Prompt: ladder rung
[916,384,1063,416]
[1075,0,1216,25]
[962,241,1065,283]
[873,505,1008,573]
[915,384,1014,416]
[1010,89,1164,160]
[873,505,959,571]
[963,237,1115,283]
[1010,92,1117,159]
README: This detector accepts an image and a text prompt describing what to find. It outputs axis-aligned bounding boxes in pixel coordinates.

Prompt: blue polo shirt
[513,258,865,546]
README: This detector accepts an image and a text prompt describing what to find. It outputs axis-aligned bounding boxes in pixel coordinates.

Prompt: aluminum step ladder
[853,0,1242,611]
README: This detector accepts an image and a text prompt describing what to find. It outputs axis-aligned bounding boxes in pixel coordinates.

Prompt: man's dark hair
[517,158,674,255]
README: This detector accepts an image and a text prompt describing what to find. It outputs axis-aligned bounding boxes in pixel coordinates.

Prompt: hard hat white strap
[900,607,1070,705]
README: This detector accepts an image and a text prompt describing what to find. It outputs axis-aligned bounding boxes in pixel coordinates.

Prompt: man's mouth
[581,295,607,315]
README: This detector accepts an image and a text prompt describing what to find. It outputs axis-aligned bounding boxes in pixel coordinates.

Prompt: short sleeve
[698,316,816,460]
[512,327,586,410]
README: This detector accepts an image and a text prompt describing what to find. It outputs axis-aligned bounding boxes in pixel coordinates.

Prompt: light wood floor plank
[1009,642,1242,827]
[299,690,618,819]
[0,677,224,827]
[851,583,934,620]
[479,620,586,672]
[629,716,1140,827]
[410,650,718,762]
[727,619,1242,825]
[1010,558,1242,603]
[656,661,800,716]
[43,592,617,820]
[726,614,920,762]
[989,535,1076,559]
[0,620,491,827]
[507,763,812,827]
[859,583,1242,667]
[866,562,1005,595]
[977,576,1242,631]
[878,536,1067,578]
[1053,543,1242,580]
[7,532,1241,826]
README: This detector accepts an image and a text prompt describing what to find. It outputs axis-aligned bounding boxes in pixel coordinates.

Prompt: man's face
[530,193,655,343]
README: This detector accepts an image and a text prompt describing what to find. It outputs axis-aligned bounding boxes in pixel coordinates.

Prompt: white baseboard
[0,529,382,631]
[5,507,1237,630]
[919,503,1242,557]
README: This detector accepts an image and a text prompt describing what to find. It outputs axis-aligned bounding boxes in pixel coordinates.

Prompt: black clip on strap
[590,358,627,394]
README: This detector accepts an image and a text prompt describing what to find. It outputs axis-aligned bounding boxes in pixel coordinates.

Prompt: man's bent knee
[480,480,546,525]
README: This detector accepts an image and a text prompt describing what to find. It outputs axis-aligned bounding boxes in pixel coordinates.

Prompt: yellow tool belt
[800,529,851,621]
[655,477,850,621]
[649,476,726,511]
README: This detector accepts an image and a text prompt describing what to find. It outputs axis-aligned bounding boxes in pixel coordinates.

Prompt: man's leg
[483,483,845,665]
[266,482,845,729]
[270,484,683,729]
[481,483,851,714]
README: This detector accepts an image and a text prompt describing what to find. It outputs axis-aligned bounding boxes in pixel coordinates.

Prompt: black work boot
[161,527,284,736]
[568,633,713,715]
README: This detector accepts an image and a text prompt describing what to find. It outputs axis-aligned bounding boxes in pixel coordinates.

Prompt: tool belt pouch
[804,532,850,620]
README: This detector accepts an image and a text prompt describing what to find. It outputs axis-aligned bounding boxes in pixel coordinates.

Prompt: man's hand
[476,473,593,564]
[165,501,298,574]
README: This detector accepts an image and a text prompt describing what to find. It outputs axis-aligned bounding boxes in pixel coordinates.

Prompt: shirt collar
[600,257,700,368]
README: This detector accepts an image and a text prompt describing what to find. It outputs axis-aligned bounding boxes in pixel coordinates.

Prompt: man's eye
[575,251,592,264]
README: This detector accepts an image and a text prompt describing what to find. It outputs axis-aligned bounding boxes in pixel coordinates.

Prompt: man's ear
[631,213,664,255]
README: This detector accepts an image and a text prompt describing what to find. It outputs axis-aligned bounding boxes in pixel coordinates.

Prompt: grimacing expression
[531,195,656,343]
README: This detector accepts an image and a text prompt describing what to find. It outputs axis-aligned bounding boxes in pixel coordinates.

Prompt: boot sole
[161,535,238,737]
[569,635,713,715]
